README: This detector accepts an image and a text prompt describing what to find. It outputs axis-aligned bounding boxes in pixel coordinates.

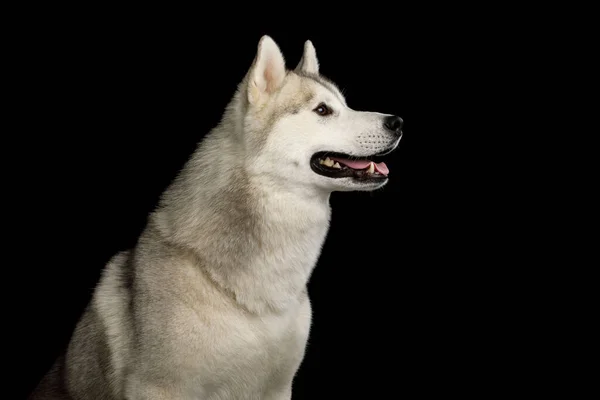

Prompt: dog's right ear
[295,40,319,75]
[247,35,286,105]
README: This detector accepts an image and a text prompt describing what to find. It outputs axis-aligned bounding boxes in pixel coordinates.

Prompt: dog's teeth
[319,159,325,165]
[367,162,375,174]
[333,162,341,169]
[324,157,334,167]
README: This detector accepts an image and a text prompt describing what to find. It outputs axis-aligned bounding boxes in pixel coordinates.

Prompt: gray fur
[293,70,346,105]
[29,35,402,399]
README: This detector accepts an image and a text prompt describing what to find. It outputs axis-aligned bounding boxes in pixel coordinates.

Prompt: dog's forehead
[290,71,347,106]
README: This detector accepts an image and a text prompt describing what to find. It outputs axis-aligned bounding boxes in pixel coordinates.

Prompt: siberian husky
[29,35,403,399]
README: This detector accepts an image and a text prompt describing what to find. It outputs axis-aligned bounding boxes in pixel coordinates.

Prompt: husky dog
[29,35,403,399]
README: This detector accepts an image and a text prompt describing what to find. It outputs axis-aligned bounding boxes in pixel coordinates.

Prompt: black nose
[384,115,403,136]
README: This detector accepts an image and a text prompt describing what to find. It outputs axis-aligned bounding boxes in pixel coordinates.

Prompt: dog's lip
[310,144,398,165]
[309,151,391,181]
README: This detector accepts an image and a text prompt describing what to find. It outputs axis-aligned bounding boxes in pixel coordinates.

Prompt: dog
[29,35,403,399]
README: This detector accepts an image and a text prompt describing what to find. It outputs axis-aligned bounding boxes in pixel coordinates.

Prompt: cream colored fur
[29,35,401,400]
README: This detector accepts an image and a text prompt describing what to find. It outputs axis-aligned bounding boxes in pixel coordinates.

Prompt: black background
[9,9,539,399]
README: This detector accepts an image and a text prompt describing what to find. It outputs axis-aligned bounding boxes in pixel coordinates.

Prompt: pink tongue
[331,157,389,176]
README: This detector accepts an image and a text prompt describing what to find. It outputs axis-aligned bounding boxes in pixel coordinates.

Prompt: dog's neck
[152,130,331,315]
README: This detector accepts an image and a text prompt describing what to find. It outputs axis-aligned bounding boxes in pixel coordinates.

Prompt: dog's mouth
[310,151,391,181]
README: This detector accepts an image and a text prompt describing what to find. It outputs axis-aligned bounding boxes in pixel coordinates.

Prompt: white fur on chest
[192,192,324,398]
[238,184,331,313]
[197,298,312,399]
[124,260,313,399]
[165,264,313,399]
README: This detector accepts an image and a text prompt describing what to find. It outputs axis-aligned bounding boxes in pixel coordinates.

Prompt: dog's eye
[314,103,332,116]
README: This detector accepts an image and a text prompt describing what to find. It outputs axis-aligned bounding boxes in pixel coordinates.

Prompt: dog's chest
[189,295,312,397]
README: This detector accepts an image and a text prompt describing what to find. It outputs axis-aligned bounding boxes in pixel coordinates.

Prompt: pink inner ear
[263,59,277,93]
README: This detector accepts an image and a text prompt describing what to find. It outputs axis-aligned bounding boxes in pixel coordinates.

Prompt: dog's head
[237,36,403,193]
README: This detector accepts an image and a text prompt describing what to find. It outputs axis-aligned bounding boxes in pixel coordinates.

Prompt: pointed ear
[247,35,286,105]
[295,40,319,75]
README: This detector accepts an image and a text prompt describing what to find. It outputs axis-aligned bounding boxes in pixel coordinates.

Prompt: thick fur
[29,36,402,399]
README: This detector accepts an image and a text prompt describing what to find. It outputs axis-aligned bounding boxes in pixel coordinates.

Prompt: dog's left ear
[295,40,319,75]
[247,35,286,105]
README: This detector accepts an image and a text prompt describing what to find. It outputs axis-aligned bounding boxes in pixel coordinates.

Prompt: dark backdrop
[10,13,526,399]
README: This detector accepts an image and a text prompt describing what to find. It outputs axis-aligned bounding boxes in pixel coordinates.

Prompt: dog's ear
[295,40,319,75]
[247,35,286,105]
